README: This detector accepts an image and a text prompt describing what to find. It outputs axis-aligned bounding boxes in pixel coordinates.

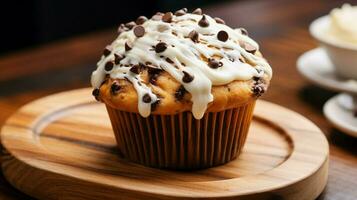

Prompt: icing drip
[91,12,272,119]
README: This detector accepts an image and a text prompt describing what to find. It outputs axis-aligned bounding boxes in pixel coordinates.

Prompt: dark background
[0,0,225,56]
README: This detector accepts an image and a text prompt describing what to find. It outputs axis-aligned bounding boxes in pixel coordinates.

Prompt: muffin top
[91,8,272,119]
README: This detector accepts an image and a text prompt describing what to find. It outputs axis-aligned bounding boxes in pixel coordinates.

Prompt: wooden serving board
[1,88,329,200]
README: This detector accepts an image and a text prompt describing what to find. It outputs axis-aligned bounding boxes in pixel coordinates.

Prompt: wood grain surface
[1,88,328,200]
[0,0,356,199]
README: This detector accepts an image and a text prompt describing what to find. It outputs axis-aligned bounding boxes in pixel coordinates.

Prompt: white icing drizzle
[91,12,272,119]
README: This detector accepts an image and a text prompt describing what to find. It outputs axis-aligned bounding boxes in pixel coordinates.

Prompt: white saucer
[323,93,357,137]
[297,48,357,95]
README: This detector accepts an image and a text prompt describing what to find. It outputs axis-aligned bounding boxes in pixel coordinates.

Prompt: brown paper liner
[106,100,256,170]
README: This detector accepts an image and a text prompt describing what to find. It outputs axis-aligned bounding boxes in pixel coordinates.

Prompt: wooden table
[0,0,356,199]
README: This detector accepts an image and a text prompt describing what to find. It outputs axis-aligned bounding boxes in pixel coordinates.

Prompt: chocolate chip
[103,46,112,57]
[188,30,199,43]
[139,62,147,69]
[151,99,161,111]
[125,41,132,51]
[111,82,121,94]
[175,9,186,16]
[142,94,152,103]
[92,88,100,101]
[104,61,114,72]
[133,25,145,37]
[240,41,256,54]
[148,67,162,85]
[175,85,187,101]
[198,15,209,27]
[165,57,174,64]
[214,17,225,24]
[92,88,100,97]
[217,30,229,42]
[208,58,223,69]
[114,54,125,65]
[149,73,159,85]
[239,28,248,36]
[252,84,265,97]
[192,8,202,15]
[130,64,140,74]
[125,21,136,29]
[182,71,194,83]
[155,42,167,53]
[162,12,173,23]
[136,16,148,25]
[252,76,259,81]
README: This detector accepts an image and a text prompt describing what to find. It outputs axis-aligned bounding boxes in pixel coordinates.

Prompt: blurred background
[0,0,221,55]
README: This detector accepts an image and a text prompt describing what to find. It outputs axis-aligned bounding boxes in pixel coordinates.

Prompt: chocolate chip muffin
[91,8,272,170]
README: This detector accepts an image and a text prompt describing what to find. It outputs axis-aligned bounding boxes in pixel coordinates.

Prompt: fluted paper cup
[106,100,255,170]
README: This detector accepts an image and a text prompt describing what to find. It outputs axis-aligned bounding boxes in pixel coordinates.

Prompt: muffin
[91,8,272,170]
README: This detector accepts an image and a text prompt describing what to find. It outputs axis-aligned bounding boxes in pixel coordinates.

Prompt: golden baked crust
[99,67,269,115]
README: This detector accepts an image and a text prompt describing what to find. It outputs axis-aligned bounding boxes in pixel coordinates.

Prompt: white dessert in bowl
[309,4,357,80]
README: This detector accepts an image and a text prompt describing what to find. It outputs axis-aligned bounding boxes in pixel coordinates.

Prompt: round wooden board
[1,88,329,200]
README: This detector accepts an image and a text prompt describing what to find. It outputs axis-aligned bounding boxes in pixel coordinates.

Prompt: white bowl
[309,15,357,80]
